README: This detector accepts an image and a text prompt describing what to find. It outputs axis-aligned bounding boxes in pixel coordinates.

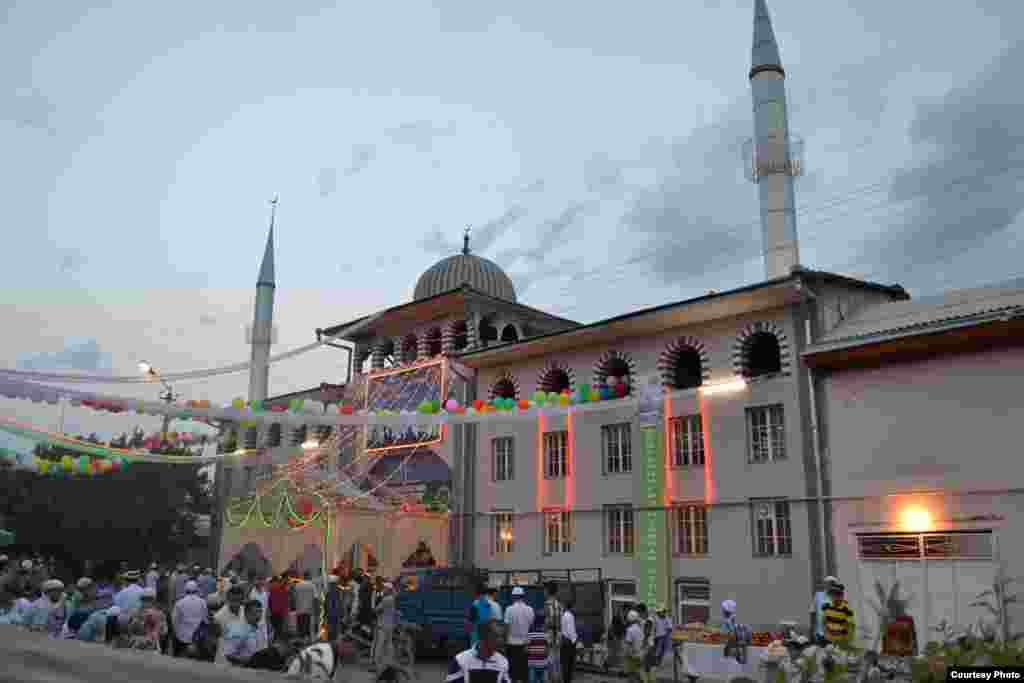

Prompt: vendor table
[668,641,768,682]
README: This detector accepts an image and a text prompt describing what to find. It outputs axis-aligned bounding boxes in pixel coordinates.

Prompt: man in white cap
[373,581,398,672]
[811,576,840,644]
[623,610,648,683]
[172,579,208,657]
[29,579,67,637]
[505,587,535,683]
[146,563,160,591]
[115,570,145,615]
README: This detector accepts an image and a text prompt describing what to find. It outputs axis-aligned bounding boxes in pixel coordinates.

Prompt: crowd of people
[0,553,404,674]
[448,582,673,683]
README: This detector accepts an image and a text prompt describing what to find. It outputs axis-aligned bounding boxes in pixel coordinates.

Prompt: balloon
[547,392,559,404]
[558,394,570,407]
[579,383,591,397]
[444,399,458,411]
[62,455,73,470]
[340,403,354,415]
[430,399,441,413]
[599,386,610,400]
[231,398,245,409]
[472,399,484,411]
[250,400,263,412]
[38,461,48,474]
[615,383,627,398]
[518,399,530,410]
[589,389,600,402]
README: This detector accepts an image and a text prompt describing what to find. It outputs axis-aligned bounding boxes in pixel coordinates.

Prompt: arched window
[425,328,443,357]
[500,324,519,343]
[379,338,396,367]
[490,372,519,401]
[450,320,469,351]
[744,332,782,377]
[593,350,635,396]
[660,337,709,390]
[672,348,703,389]
[401,335,418,364]
[478,317,498,345]
[537,362,574,394]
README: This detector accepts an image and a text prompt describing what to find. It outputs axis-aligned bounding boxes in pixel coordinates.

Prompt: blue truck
[396,567,605,654]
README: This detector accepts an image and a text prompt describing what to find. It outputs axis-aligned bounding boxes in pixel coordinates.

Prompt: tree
[0,440,213,575]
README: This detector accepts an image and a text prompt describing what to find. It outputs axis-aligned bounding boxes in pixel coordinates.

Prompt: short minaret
[750,0,801,279]
[248,197,277,402]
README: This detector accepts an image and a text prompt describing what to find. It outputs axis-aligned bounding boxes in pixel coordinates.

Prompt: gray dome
[414,253,517,302]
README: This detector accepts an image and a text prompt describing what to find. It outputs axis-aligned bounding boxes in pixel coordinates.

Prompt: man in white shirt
[223,599,264,667]
[172,580,207,657]
[115,570,145,614]
[249,575,271,651]
[447,620,511,683]
[213,585,247,665]
[504,587,535,683]
[294,571,317,642]
[560,600,579,683]
[624,611,648,683]
[145,564,160,591]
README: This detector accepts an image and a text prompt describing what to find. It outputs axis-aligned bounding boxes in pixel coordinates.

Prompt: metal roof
[413,253,517,303]
[806,278,1024,354]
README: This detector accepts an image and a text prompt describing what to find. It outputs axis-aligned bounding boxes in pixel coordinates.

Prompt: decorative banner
[636,376,668,611]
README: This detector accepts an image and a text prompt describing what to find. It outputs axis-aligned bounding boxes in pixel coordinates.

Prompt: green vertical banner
[637,376,669,610]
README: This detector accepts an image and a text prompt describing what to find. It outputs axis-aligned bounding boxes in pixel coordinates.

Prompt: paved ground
[0,627,695,683]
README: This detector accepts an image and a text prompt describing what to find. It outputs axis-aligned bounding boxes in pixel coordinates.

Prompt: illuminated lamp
[301,441,320,450]
[699,377,748,396]
[901,505,931,532]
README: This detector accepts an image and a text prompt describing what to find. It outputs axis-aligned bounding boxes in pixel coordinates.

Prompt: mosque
[216,0,916,628]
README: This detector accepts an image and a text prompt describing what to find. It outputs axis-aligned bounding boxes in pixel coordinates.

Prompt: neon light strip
[698,394,715,504]
[663,395,674,506]
[565,409,575,511]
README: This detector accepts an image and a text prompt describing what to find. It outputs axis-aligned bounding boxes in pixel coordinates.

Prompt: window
[674,505,709,556]
[743,331,782,377]
[856,531,994,560]
[493,511,514,554]
[544,431,569,479]
[605,505,635,555]
[602,423,633,474]
[748,405,786,463]
[544,509,573,554]
[676,579,711,625]
[753,499,792,556]
[671,416,704,466]
[493,437,514,482]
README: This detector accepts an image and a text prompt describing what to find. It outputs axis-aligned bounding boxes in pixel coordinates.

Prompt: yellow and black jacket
[823,599,855,644]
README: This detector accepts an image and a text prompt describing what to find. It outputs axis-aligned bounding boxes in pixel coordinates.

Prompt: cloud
[16,338,114,373]
[615,101,761,286]
[59,249,87,273]
[505,200,593,292]
[199,314,217,326]
[418,205,527,256]
[583,153,626,197]
[861,40,1024,279]
[4,87,57,135]
[316,167,338,197]
[344,144,376,176]
[386,120,457,153]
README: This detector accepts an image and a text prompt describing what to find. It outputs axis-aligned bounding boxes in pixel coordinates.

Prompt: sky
[1,0,1022,440]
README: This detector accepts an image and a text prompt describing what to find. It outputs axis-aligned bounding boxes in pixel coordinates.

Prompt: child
[527,615,549,683]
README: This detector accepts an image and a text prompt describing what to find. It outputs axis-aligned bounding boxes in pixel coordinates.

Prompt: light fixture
[699,377,748,396]
[301,441,320,450]
[138,361,155,376]
[901,505,931,532]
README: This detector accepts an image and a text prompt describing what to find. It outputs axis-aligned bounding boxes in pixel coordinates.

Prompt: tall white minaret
[750,0,801,279]
[248,197,277,402]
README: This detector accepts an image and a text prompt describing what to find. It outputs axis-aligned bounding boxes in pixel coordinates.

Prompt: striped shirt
[447,647,511,683]
[823,599,855,643]
[527,630,548,667]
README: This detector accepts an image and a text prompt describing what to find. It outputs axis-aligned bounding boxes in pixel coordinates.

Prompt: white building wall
[469,306,820,630]
[822,345,1024,646]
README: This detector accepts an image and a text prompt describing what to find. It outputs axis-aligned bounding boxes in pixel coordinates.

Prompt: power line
[541,163,1024,318]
